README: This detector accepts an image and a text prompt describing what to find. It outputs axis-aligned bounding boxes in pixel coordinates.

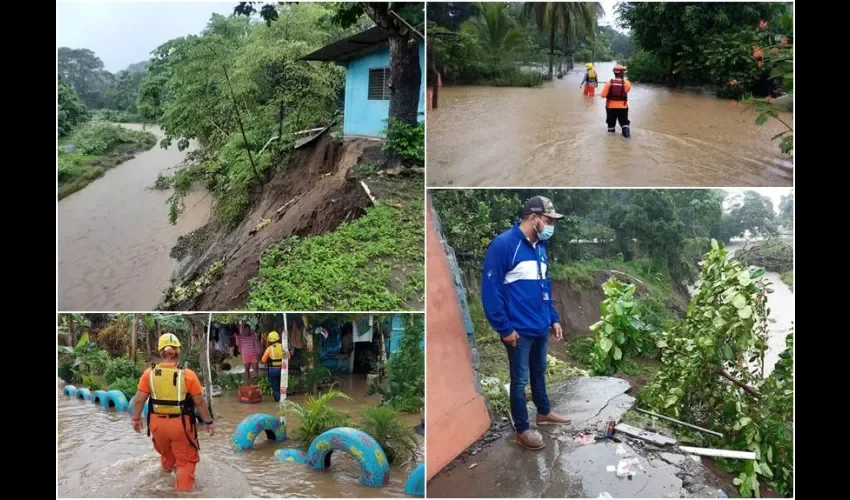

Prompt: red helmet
[613,64,627,74]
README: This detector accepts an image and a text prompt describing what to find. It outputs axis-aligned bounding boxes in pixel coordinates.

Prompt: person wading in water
[600,64,632,138]
[131,333,215,492]
[580,62,598,96]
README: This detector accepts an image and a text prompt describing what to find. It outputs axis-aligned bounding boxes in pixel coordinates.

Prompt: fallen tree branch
[607,270,646,286]
[360,181,377,205]
[715,369,762,399]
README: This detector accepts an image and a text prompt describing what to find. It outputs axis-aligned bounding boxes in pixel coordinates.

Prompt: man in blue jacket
[481,195,571,451]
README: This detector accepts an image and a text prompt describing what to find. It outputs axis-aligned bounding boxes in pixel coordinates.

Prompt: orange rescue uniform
[600,78,632,108]
[137,364,203,491]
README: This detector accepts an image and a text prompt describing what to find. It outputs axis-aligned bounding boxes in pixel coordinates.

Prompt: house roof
[300,24,424,63]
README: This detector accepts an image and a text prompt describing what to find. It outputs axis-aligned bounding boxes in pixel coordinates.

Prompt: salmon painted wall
[426,197,490,480]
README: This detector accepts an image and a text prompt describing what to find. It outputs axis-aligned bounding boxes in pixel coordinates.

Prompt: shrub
[59,362,80,384]
[622,51,667,84]
[108,377,139,399]
[82,375,103,391]
[283,389,351,445]
[360,406,418,464]
[384,118,424,166]
[104,358,141,384]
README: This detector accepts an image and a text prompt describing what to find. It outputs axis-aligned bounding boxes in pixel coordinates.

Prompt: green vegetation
[360,407,418,464]
[589,278,657,375]
[429,2,604,87]
[368,315,424,412]
[638,242,792,497]
[58,122,156,199]
[248,200,425,311]
[780,270,792,288]
[58,79,89,136]
[282,389,352,445]
[735,239,793,274]
[384,118,425,166]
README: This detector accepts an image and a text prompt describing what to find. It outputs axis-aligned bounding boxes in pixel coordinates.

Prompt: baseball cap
[521,196,564,219]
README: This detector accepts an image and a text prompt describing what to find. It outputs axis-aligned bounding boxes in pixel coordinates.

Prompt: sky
[722,187,792,213]
[598,0,621,30]
[57,0,235,73]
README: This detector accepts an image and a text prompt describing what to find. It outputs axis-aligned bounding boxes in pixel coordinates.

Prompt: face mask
[537,221,555,241]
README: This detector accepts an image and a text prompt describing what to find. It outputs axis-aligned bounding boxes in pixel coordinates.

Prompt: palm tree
[522,2,604,78]
[463,2,525,66]
[558,3,605,71]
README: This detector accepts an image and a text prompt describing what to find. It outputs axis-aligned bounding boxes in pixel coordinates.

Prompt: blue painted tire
[76,388,92,401]
[127,395,149,418]
[105,390,130,411]
[306,427,390,488]
[274,448,308,464]
[404,463,425,497]
[63,385,78,397]
[92,390,109,407]
[232,413,287,452]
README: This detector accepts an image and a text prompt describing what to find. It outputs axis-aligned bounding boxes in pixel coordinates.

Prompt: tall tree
[58,47,113,108]
[58,77,89,136]
[522,2,603,77]
[426,2,479,30]
[239,2,424,168]
[721,190,777,242]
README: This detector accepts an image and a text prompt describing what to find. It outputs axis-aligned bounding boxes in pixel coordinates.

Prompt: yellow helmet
[586,63,593,69]
[267,331,280,343]
[157,333,181,351]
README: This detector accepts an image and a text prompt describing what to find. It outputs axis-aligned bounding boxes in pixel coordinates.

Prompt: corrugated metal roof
[300,26,389,62]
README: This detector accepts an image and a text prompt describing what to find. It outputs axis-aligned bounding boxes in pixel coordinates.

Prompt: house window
[368,67,391,100]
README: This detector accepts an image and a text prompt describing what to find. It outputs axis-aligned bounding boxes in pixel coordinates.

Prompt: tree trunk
[221,63,262,185]
[385,33,422,169]
[148,320,155,360]
[548,23,556,78]
[130,314,138,362]
[69,315,76,347]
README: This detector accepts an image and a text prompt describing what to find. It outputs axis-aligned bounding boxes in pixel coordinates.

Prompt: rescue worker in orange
[600,64,632,138]
[261,331,289,402]
[131,333,215,492]
[580,62,598,96]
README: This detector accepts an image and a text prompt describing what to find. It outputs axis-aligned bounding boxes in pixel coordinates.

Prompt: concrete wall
[343,42,425,137]
[426,197,490,480]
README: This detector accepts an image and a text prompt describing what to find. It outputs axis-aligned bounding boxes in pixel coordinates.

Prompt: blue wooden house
[302,26,425,138]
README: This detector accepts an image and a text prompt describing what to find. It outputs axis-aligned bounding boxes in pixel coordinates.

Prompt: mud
[161,136,379,310]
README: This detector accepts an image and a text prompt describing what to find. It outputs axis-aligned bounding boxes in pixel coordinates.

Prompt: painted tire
[274,448,308,464]
[232,413,287,452]
[76,388,92,401]
[306,427,390,488]
[63,385,78,397]
[92,390,109,407]
[127,396,149,418]
[105,390,130,411]
[404,463,425,497]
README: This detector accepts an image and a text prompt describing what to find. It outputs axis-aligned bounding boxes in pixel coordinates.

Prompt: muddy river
[58,124,212,311]
[427,62,793,187]
[57,374,420,498]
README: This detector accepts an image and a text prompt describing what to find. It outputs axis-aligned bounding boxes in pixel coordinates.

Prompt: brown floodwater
[58,124,212,311]
[427,62,793,187]
[57,374,421,498]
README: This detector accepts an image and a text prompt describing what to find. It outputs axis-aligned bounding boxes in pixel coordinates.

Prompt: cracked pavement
[427,377,689,498]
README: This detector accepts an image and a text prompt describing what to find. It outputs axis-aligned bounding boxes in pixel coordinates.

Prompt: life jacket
[587,69,597,83]
[267,342,284,368]
[607,78,628,101]
[146,363,199,449]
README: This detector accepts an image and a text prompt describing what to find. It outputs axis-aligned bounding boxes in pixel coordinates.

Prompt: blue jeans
[268,368,281,402]
[504,334,551,433]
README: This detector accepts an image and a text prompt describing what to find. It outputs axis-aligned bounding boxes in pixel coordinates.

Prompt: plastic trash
[616,458,642,477]
[597,493,613,498]
[717,490,728,498]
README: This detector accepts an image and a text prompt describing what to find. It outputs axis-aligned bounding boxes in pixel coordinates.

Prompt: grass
[58,121,157,199]
[247,198,425,311]
[780,270,793,288]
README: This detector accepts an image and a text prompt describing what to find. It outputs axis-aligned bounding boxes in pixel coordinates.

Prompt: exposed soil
[161,135,380,310]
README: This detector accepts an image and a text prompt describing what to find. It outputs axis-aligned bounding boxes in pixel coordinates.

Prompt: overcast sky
[57,0,235,73]
[722,187,792,213]
[598,0,621,30]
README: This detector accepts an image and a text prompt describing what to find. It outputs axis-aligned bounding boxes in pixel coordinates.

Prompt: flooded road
[57,374,420,498]
[427,62,793,187]
[58,124,212,310]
